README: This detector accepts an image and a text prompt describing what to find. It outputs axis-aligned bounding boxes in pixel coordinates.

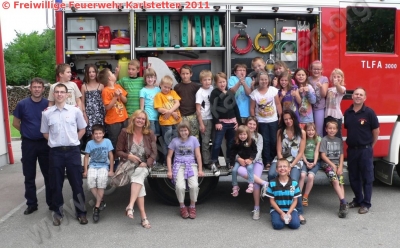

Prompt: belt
[22,137,47,142]
[51,146,79,151]
[348,145,370,150]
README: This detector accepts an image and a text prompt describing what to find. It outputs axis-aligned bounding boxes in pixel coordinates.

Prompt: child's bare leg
[96,189,104,208]
[90,188,99,206]
[332,180,345,199]
[304,174,315,195]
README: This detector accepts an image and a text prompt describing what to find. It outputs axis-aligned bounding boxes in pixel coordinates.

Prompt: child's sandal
[141,218,151,229]
[231,186,240,197]
[302,197,309,206]
[125,207,134,219]
[246,184,254,193]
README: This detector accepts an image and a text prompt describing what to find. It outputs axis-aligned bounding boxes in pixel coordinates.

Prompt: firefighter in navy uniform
[344,87,379,214]
[41,83,88,226]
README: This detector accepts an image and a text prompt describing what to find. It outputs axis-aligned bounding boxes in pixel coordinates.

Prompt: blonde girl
[299,123,321,206]
[272,60,295,87]
[140,68,161,136]
[324,68,346,138]
[250,71,282,170]
[230,125,257,196]
[278,71,301,120]
[293,68,316,128]
[308,60,329,137]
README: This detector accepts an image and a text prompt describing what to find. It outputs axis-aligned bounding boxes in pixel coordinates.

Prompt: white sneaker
[260,182,269,198]
[252,209,260,220]
[211,163,220,176]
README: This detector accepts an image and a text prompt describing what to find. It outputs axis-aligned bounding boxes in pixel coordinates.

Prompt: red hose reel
[232,29,253,55]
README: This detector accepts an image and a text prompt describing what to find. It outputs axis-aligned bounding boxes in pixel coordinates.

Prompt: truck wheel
[147,177,219,205]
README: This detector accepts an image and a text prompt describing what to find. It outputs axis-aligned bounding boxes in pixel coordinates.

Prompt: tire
[147,176,219,205]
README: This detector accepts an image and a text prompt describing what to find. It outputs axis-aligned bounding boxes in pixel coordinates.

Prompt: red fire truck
[51,0,400,204]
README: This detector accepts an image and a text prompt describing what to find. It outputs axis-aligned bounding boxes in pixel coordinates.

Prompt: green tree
[4,29,55,85]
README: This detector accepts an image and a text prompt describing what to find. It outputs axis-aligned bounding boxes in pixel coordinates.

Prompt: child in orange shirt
[98,68,128,154]
[154,75,182,157]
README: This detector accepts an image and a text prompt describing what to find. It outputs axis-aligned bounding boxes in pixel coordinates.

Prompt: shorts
[301,159,320,176]
[130,167,150,197]
[321,163,345,185]
[87,167,109,189]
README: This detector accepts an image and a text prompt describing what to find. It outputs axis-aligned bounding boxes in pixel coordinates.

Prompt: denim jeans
[161,125,177,156]
[268,160,304,215]
[150,120,161,136]
[232,162,254,186]
[258,121,278,165]
[271,210,300,230]
[211,122,235,165]
[301,159,321,176]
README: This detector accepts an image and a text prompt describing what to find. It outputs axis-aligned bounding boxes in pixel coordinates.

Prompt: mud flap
[374,159,395,185]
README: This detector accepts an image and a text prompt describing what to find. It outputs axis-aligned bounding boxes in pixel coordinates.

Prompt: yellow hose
[254,32,274,53]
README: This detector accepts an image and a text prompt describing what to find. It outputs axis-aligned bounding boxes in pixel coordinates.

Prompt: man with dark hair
[13,77,51,215]
[344,87,379,214]
[41,83,88,226]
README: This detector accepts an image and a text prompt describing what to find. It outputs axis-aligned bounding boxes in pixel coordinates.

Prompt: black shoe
[77,215,88,225]
[338,203,349,218]
[52,214,63,226]
[93,207,100,223]
[348,200,361,208]
[99,201,106,211]
[24,206,38,215]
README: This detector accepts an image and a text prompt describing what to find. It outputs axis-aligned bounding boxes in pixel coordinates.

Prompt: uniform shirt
[13,97,49,140]
[265,177,301,213]
[174,82,200,116]
[344,104,379,147]
[40,104,87,147]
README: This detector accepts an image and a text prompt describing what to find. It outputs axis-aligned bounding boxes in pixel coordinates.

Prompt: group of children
[52,55,349,229]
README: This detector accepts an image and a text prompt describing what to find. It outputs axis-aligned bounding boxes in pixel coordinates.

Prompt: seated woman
[116,110,157,229]
[237,116,268,220]
[267,109,307,225]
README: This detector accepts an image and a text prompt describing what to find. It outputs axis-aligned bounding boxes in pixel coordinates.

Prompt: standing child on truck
[82,124,114,223]
[230,125,257,197]
[140,68,161,137]
[48,63,82,110]
[272,60,295,87]
[99,68,128,158]
[308,60,329,137]
[154,75,182,157]
[116,59,145,116]
[166,121,204,219]
[319,120,349,218]
[293,68,316,128]
[265,158,301,230]
[278,71,301,120]
[174,64,201,139]
[195,70,214,170]
[324,68,346,138]
[250,57,267,90]
[228,64,253,124]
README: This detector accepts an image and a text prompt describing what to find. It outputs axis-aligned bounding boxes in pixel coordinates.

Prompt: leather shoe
[348,201,361,208]
[24,206,38,215]
[53,214,63,226]
[77,215,88,225]
[358,206,369,214]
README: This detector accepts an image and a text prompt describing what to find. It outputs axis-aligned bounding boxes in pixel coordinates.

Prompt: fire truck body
[52,0,400,203]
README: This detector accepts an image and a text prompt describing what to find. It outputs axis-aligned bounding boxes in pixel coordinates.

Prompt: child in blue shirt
[140,68,161,136]
[83,124,114,223]
[228,64,252,123]
[265,158,301,230]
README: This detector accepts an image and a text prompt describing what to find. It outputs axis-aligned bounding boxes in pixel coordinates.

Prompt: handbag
[110,133,138,187]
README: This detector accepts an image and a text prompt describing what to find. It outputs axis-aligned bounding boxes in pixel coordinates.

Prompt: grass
[9,115,21,138]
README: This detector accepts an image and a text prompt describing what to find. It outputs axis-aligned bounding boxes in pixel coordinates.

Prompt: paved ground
[0,140,399,247]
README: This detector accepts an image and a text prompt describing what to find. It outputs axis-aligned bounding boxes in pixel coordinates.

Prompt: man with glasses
[13,78,51,215]
[41,84,88,226]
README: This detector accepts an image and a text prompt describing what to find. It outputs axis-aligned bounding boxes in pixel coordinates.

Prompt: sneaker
[188,207,196,219]
[302,197,309,206]
[338,203,349,218]
[260,182,268,198]
[99,201,106,211]
[210,163,220,176]
[93,207,100,223]
[252,209,260,220]
[180,207,189,219]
